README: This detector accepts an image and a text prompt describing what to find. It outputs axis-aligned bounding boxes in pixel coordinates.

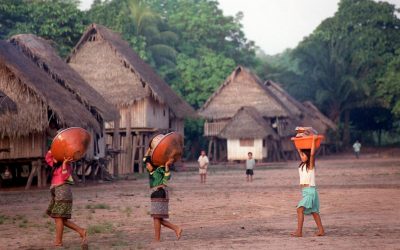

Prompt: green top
[144,158,171,188]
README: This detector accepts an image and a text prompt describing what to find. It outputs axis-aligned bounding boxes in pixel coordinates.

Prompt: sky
[79,0,400,55]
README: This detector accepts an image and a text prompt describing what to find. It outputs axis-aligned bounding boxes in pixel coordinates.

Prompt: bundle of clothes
[294,126,318,138]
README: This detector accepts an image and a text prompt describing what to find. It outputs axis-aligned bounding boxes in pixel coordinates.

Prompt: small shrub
[87,222,114,234]
[86,203,110,210]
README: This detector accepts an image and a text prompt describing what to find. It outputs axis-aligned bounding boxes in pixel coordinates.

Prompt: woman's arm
[309,135,317,169]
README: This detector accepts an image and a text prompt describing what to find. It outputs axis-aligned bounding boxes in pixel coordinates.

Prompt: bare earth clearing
[1,155,400,250]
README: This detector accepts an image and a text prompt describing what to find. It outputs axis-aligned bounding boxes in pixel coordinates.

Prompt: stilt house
[218,106,279,161]
[67,24,195,174]
[0,41,101,188]
[264,80,337,155]
[9,34,119,159]
[198,66,297,162]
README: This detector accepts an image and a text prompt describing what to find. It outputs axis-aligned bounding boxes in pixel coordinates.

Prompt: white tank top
[298,166,316,186]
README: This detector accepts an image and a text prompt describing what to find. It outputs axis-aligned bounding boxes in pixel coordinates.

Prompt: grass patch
[87,222,114,234]
[0,214,9,224]
[18,222,28,228]
[124,207,132,217]
[85,203,110,210]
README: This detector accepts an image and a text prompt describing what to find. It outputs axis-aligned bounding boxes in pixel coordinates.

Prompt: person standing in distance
[245,152,255,182]
[198,150,209,184]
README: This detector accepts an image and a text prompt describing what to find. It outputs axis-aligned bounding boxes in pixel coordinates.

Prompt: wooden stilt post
[208,138,213,161]
[138,134,144,173]
[25,161,38,190]
[126,111,132,174]
[41,159,47,187]
[113,118,120,177]
[37,161,42,188]
[213,138,217,163]
[132,134,138,173]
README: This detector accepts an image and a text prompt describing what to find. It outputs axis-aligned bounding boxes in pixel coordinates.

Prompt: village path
[1,155,400,250]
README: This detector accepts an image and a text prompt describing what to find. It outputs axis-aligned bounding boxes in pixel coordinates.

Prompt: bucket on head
[50,127,91,162]
[150,132,183,166]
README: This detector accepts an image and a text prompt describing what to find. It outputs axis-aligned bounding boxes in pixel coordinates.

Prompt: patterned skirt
[46,184,73,219]
[297,186,320,215]
[150,188,169,219]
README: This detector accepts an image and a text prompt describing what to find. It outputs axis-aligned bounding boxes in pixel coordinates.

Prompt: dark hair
[298,149,311,171]
[248,152,252,155]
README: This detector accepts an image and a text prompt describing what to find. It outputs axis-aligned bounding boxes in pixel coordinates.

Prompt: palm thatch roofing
[67,23,194,118]
[264,80,337,133]
[219,106,279,139]
[303,101,337,131]
[0,41,100,137]
[198,66,294,120]
[0,90,17,115]
[9,34,118,122]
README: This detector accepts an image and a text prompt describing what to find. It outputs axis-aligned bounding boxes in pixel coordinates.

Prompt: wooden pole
[213,138,217,163]
[207,138,213,161]
[25,161,38,190]
[138,134,144,173]
[112,118,120,177]
[37,161,42,188]
[132,134,138,173]
[126,110,132,174]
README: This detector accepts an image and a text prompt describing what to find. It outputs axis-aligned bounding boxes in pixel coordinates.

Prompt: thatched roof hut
[0,41,100,138]
[67,23,194,118]
[198,66,293,120]
[9,34,118,123]
[219,106,278,140]
[264,80,337,134]
[302,101,337,132]
[0,90,17,115]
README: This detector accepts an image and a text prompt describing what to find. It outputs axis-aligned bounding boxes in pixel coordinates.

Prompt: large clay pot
[50,127,91,162]
[291,135,324,150]
[150,132,183,166]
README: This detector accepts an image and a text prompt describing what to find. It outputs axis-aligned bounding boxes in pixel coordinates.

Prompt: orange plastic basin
[151,132,183,166]
[50,127,91,162]
[291,135,324,150]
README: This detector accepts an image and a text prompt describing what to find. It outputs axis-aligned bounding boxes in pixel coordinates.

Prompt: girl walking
[144,135,183,242]
[291,135,325,237]
[45,150,88,248]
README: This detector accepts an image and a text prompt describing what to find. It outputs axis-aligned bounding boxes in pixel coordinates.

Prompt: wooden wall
[105,97,169,130]
[145,98,169,129]
[226,139,266,161]
[170,118,184,135]
[204,120,229,137]
[0,133,45,160]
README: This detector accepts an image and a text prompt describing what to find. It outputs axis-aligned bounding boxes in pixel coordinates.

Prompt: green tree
[173,48,235,109]
[378,50,400,117]
[4,0,88,57]
[287,0,400,146]
[89,0,178,76]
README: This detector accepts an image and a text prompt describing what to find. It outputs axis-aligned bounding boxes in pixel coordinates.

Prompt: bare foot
[54,242,63,248]
[291,231,302,237]
[80,229,88,250]
[315,230,325,236]
[176,228,183,240]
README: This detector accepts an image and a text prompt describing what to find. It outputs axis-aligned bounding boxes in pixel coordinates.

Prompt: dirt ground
[1,154,400,250]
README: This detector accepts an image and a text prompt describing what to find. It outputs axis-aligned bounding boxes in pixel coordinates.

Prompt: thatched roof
[67,23,194,118]
[9,34,118,122]
[264,80,337,133]
[198,66,292,120]
[303,101,337,131]
[0,41,100,137]
[263,80,303,118]
[0,90,17,115]
[219,106,279,139]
